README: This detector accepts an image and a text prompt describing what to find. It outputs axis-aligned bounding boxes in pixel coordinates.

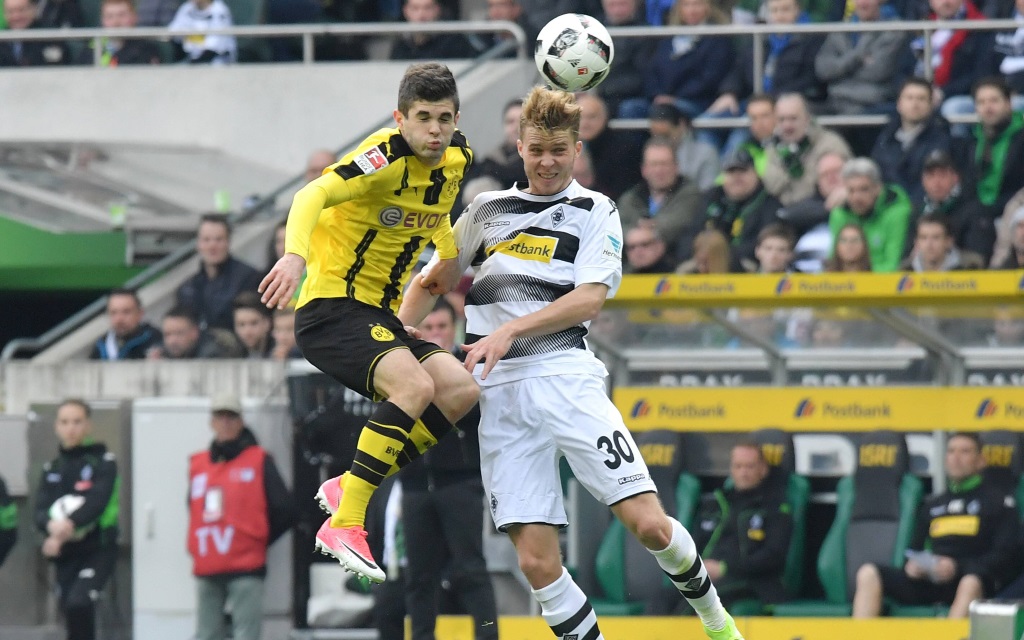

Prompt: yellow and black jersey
[286,126,473,313]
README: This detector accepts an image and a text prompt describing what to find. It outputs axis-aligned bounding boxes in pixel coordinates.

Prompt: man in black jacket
[389,0,478,60]
[0,0,73,67]
[912,149,996,262]
[35,400,120,640]
[176,214,263,333]
[853,432,1022,618]
[90,288,162,361]
[692,443,793,608]
[871,78,953,208]
[187,394,297,640]
[401,298,498,640]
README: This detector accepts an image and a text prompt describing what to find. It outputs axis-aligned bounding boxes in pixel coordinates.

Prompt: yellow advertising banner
[433,616,970,640]
[610,271,1024,308]
[613,387,1024,432]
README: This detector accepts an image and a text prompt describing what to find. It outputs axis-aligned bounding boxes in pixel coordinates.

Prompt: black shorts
[295,297,447,401]
[877,564,995,606]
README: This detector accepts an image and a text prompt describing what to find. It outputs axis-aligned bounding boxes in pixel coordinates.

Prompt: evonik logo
[794,399,815,418]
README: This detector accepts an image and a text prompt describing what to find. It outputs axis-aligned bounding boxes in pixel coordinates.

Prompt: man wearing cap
[619,136,704,260]
[187,394,297,640]
[649,103,721,190]
[913,149,996,262]
[871,78,953,208]
[695,147,783,267]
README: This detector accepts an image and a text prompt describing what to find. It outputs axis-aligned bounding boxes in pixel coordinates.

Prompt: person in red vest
[187,393,297,640]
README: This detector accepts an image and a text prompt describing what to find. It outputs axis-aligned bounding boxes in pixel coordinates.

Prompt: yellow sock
[332,402,413,528]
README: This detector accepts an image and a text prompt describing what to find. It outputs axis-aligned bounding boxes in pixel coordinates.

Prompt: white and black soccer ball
[534,13,614,93]
[49,494,93,541]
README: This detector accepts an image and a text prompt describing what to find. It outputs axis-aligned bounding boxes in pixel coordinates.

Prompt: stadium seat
[774,431,923,617]
[979,430,1024,519]
[592,430,699,615]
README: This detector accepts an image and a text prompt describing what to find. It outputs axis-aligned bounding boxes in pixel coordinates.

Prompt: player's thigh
[538,374,656,506]
[418,349,478,416]
[295,298,422,400]
[478,381,566,531]
[64,546,117,607]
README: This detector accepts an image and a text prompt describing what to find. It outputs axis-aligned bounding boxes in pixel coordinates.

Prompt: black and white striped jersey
[450,180,623,386]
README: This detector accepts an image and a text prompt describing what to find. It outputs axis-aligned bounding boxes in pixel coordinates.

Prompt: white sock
[650,518,728,630]
[531,567,604,640]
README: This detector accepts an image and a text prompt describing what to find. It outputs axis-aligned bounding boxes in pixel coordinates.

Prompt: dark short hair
[503,97,523,116]
[747,93,775,109]
[199,212,231,236]
[916,213,953,237]
[756,222,796,250]
[233,290,272,320]
[397,63,459,115]
[164,303,200,326]
[108,287,142,309]
[972,76,1012,101]
[948,432,982,452]
[900,76,933,97]
[429,296,457,323]
[58,398,91,419]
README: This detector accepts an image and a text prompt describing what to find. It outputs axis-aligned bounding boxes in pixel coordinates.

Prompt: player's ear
[393,108,404,128]
[517,139,524,158]
[453,111,460,126]
[574,140,582,157]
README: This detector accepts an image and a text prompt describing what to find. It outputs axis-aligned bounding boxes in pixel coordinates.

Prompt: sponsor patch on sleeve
[353,147,390,175]
[602,233,622,261]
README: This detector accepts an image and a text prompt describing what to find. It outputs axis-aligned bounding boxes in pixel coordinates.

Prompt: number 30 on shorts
[596,430,635,469]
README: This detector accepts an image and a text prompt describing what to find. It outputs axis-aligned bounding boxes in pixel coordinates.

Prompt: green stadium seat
[774,431,923,617]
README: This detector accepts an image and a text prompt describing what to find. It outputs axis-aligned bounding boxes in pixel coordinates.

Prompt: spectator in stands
[814,0,906,115]
[90,288,162,361]
[706,0,825,123]
[993,206,1024,268]
[961,77,1024,214]
[400,298,499,640]
[187,393,297,640]
[474,0,531,55]
[594,0,649,117]
[987,306,1024,346]
[726,308,800,348]
[727,94,777,173]
[828,157,912,272]
[619,136,704,260]
[0,0,73,66]
[626,0,732,121]
[168,0,237,65]
[676,228,735,274]
[0,475,17,568]
[911,0,997,117]
[901,214,986,271]
[995,0,1024,102]
[266,219,288,275]
[747,223,797,273]
[624,225,677,274]
[701,147,785,266]
[786,152,852,272]
[572,146,607,194]
[871,78,953,207]
[692,443,793,609]
[763,94,853,206]
[135,0,179,26]
[303,149,336,184]
[823,223,873,271]
[853,432,1021,619]
[152,304,245,359]
[390,0,478,60]
[465,99,527,190]
[649,103,721,190]
[232,291,275,359]
[518,0,603,49]
[177,213,263,332]
[915,149,996,262]
[77,0,161,66]
[271,307,300,360]
[577,93,643,200]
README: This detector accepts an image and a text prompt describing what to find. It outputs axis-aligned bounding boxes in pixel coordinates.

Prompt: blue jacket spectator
[871,78,953,207]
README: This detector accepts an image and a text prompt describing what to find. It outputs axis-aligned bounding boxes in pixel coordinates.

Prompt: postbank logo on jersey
[355,147,389,175]
[490,233,557,262]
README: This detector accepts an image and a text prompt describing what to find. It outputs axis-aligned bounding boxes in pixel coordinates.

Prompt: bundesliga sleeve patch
[602,234,622,261]
[353,147,390,175]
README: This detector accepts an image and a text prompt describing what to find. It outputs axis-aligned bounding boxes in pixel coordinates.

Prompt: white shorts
[478,373,657,531]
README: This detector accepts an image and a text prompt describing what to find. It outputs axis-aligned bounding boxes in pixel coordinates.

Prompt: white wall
[0,60,535,175]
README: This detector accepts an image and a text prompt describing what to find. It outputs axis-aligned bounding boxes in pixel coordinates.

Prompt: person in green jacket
[828,157,912,272]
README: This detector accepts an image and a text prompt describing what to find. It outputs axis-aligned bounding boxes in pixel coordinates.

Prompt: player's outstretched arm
[463,282,609,379]
[397,272,439,329]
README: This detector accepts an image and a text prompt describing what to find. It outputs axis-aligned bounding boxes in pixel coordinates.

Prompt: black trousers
[54,546,117,640]
[402,480,498,640]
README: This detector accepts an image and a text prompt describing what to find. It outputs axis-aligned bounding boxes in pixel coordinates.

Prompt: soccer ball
[534,13,614,92]
[49,494,93,541]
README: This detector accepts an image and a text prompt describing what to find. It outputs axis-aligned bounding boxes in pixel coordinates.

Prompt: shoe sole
[313,538,386,584]
[314,487,335,516]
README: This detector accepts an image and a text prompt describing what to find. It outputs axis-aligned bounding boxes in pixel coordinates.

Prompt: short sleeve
[573,197,623,296]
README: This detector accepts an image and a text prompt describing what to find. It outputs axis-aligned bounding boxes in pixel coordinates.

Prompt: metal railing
[0,20,529,65]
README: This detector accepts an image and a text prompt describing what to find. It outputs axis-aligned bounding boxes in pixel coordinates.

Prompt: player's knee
[629,513,672,550]
[453,378,480,415]
[856,563,880,587]
[394,371,435,409]
[517,550,561,585]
